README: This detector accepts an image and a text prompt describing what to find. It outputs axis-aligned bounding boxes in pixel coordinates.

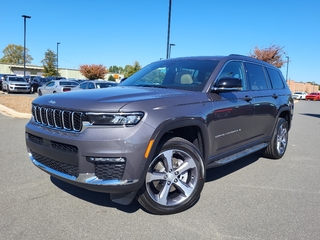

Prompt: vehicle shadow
[300,113,320,119]
[205,152,261,182]
[50,176,141,213]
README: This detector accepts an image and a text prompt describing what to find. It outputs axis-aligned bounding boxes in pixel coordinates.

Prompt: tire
[263,118,288,159]
[30,86,34,93]
[137,137,205,215]
[38,90,42,96]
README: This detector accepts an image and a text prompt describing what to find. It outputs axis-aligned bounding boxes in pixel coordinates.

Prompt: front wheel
[137,137,205,215]
[263,118,288,159]
[38,90,42,96]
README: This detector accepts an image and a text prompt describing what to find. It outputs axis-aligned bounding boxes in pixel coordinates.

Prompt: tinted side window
[46,82,55,87]
[245,63,270,90]
[266,68,285,89]
[88,83,95,89]
[80,82,88,89]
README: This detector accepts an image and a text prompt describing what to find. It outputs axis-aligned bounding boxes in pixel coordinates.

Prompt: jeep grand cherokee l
[25,55,294,215]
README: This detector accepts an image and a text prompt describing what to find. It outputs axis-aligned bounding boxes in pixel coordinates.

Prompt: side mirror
[212,77,242,92]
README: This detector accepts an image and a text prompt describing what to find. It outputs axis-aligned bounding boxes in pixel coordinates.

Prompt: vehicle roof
[161,54,277,68]
[86,80,112,82]
[50,80,78,83]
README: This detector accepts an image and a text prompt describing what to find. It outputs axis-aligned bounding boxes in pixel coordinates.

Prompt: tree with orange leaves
[79,64,108,80]
[249,45,286,68]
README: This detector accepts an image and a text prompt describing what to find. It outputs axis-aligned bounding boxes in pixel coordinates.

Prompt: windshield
[8,77,27,82]
[120,59,219,92]
[40,78,50,83]
[96,82,117,88]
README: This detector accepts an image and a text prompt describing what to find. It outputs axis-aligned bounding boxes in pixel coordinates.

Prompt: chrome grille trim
[32,105,83,132]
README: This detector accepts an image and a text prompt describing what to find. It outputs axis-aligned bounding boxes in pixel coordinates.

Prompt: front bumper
[25,118,154,193]
[29,153,139,193]
[8,85,30,92]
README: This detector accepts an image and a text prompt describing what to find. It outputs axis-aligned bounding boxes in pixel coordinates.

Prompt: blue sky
[1,0,319,84]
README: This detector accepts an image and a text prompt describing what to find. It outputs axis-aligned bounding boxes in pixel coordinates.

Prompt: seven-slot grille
[32,104,83,132]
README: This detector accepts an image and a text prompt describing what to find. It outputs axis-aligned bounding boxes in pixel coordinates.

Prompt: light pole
[22,15,31,79]
[166,0,172,59]
[57,42,60,78]
[169,43,175,58]
[286,56,289,82]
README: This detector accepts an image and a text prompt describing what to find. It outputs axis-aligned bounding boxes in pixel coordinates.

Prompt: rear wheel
[137,137,205,215]
[263,118,288,159]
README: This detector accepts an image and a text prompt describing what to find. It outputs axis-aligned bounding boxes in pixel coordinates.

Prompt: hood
[32,86,200,112]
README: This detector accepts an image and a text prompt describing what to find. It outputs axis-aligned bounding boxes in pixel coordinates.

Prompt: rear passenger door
[244,63,282,140]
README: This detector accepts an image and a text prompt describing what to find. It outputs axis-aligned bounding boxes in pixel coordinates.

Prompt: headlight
[86,112,144,126]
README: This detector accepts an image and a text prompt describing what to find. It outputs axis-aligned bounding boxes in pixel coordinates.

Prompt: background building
[0,63,123,82]
[287,80,318,93]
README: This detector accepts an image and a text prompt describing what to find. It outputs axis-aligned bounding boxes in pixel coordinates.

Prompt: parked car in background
[2,76,31,93]
[71,80,118,91]
[292,91,307,100]
[30,77,51,93]
[0,74,16,90]
[306,92,320,101]
[37,80,79,96]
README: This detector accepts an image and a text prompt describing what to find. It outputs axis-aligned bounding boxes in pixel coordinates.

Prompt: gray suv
[25,55,294,214]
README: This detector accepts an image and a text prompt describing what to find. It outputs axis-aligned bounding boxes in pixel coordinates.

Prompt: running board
[208,143,268,167]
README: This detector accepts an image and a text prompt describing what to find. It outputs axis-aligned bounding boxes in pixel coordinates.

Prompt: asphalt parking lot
[0,100,319,240]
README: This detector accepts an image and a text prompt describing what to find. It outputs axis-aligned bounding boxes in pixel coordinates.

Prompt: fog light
[87,157,126,163]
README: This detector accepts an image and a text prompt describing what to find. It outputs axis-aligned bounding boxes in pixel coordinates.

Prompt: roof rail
[229,54,247,57]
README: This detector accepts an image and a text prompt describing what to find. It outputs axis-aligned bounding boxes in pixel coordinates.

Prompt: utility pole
[22,15,31,79]
[166,0,172,59]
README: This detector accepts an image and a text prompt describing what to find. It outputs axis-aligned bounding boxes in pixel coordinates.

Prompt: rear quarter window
[266,68,285,89]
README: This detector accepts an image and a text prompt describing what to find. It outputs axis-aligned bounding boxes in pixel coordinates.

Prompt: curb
[0,104,31,119]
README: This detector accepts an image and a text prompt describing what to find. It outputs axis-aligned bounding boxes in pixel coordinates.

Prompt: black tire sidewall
[138,137,205,215]
[265,118,288,159]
